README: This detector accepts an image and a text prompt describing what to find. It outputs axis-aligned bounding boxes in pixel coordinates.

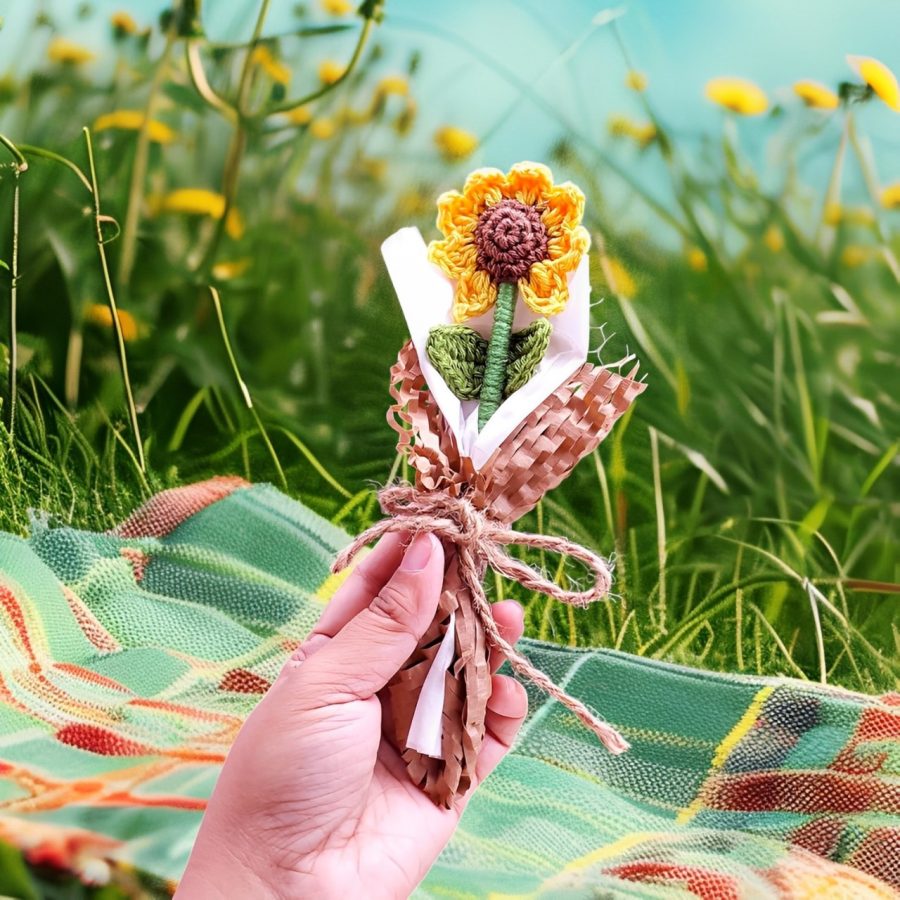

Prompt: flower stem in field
[83,127,145,473]
[208,286,287,489]
[478,281,515,430]
[846,114,900,283]
[117,22,177,291]
[816,109,849,252]
[0,135,27,433]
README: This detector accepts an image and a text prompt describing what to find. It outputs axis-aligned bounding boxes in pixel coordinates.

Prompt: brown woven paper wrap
[379,341,645,807]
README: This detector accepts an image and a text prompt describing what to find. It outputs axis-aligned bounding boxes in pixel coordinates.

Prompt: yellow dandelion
[212,259,251,280]
[310,117,337,140]
[377,74,409,96]
[607,114,656,149]
[318,59,346,85]
[48,37,95,65]
[825,203,875,225]
[251,45,291,86]
[823,202,843,226]
[625,70,648,92]
[763,224,784,252]
[93,110,176,144]
[847,55,900,111]
[321,0,354,14]
[285,105,313,125]
[434,125,478,162]
[881,182,900,208]
[150,188,244,240]
[85,303,139,341]
[840,245,869,268]
[793,80,839,110]
[396,189,431,218]
[705,77,768,115]
[603,257,636,299]
[359,157,388,180]
[687,247,708,271]
[110,11,139,35]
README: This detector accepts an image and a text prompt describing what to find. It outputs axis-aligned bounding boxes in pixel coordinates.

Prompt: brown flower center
[473,198,548,283]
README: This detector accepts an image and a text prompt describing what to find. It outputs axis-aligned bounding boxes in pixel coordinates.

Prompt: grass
[0,2,897,700]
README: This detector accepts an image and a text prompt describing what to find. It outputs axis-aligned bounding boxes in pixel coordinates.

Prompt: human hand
[177,532,527,899]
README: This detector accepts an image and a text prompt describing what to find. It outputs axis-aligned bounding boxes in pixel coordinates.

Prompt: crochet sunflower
[426,162,590,429]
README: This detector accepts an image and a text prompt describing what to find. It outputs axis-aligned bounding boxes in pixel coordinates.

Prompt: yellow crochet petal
[541,182,586,233]
[453,268,497,322]
[519,264,569,317]
[505,161,554,206]
[435,189,469,234]
[462,167,507,208]
[427,232,476,280]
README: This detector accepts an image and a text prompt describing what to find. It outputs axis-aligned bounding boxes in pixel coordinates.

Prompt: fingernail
[400,533,436,572]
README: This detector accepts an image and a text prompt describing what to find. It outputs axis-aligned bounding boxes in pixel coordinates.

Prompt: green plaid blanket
[0,478,897,897]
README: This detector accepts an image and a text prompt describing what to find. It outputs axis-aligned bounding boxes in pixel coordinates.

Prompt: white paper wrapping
[405,611,456,757]
[381,227,591,469]
[381,227,592,759]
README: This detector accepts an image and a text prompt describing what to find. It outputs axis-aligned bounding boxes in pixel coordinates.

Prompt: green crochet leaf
[426,318,552,401]
[504,318,552,397]
[426,325,487,400]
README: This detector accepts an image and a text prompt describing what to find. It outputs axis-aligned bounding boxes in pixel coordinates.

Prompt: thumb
[294,533,445,706]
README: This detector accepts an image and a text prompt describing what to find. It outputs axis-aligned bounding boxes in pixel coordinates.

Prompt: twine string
[332,485,630,755]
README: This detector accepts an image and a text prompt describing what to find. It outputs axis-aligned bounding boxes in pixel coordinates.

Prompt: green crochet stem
[478,281,516,430]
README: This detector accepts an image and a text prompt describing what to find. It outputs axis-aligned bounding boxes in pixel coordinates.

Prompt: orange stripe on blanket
[52,664,132,694]
[110,475,249,538]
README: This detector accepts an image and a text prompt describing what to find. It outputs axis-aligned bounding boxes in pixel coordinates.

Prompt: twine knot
[332,484,630,755]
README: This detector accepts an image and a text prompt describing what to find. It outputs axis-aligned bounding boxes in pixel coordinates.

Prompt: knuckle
[369,580,417,629]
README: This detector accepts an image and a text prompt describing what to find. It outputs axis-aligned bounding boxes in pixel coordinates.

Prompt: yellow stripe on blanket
[676,684,775,825]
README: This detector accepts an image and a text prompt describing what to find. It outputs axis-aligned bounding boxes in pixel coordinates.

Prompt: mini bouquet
[334,162,646,807]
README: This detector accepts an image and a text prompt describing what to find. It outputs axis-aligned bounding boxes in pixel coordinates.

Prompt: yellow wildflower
[824,203,875,226]
[607,114,657,149]
[428,162,590,320]
[377,74,409,96]
[359,157,388,180]
[763,224,784,252]
[85,303,138,341]
[603,258,636,299]
[318,60,346,85]
[847,55,900,111]
[310,117,337,140]
[48,37,95,65]
[94,110,176,144]
[793,80,839,110]
[881,182,900,209]
[705,77,768,115]
[840,245,869,268]
[212,259,251,280]
[286,105,313,125]
[321,0,354,14]
[150,189,244,240]
[396,190,431,218]
[251,46,291,86]
[110,11,139,35]
[687,247,708,271]
[625,70,648,92]
[434,125,478,162]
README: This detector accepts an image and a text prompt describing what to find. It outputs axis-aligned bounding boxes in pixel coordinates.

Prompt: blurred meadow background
[0,0,898,700]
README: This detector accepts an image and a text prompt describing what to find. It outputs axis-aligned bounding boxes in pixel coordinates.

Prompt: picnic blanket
[0,477,897,898]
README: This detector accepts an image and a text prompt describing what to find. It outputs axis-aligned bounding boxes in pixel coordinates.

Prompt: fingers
[475,674,528,784]
[292,533,445,706]
[311,531,408,640]
[489,600,524,673]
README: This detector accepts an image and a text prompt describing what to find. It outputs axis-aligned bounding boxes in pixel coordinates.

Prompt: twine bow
[333,485,630,755]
